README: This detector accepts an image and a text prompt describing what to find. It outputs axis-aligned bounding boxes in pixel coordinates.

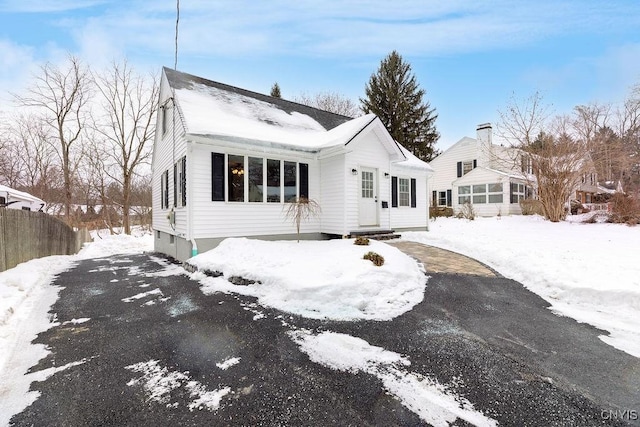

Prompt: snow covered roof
[0,185,44,205]
[394,144,434,172]
[163,68,432,170]
[164,68,359,150]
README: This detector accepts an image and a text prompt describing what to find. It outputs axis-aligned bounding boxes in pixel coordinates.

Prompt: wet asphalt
[8,253,640,426]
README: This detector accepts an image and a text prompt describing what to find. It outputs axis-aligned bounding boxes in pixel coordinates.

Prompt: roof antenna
[174,0,180,70]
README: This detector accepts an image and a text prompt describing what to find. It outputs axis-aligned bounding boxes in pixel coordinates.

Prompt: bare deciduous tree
[498,92,590,222]
[91,60,159,234]
[13,55,92,222]
[293,91,361,118]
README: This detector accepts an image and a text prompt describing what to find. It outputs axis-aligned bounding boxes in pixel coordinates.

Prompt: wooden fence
[0,208,92,272]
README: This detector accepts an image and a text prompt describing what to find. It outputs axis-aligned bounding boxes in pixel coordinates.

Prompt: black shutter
[510,182,516,204]
[211,152,225,201]
[410,178,417,208]
[473,159,477,169]
[457,161,462,178]
[446,189,452,207]
[432,190,437,206]
[391,176,398,207]
[173,163,177,207]
[299,163,309,199]
[181,157,187,206]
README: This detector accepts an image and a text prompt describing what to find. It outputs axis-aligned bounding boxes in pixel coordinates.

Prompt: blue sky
[1,0,639,150]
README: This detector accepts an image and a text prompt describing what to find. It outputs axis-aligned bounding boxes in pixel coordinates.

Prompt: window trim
[211,152,310,204]
[392,175,418,208]
[175,156,186,207]
[458,182,503,205]
[398,177,410,207]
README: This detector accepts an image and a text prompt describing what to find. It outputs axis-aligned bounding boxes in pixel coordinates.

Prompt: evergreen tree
[270,82,281,98]
[361,50,439,161]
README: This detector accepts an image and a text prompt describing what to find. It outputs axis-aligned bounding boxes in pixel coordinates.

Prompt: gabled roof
[162,67,432,170]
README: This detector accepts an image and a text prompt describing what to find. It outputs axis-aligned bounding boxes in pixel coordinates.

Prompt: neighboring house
[575,171,599,204]
[0,185,45,211]
[152,68,433,261]
[429,124,532,217]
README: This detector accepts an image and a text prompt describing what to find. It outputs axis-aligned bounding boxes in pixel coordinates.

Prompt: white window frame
[511,182,526,204]
[487,182,503,204]
[438,191,447,206]
[176,156,186,207]
[462,161,474,175]
[458,185,471,205]
[398,177,410,207]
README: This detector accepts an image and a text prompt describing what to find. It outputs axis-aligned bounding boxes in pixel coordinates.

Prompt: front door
[359,167,378,226]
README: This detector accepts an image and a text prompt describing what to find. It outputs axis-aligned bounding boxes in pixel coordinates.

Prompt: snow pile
[80,231,153,259]
[189,238,427,321]
[403,215,640,358]
[290,330,498,427]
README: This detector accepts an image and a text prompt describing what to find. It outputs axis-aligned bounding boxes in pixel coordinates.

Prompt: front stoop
[348,229,400,241]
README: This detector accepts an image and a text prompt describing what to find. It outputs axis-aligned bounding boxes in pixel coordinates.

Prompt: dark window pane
[299,163,309,199]
[228,155,245,202]
[284,161,297,202]
[267,159,280,202]
[391,176,398,207]
[212,153,225,201]
[410,178,417,208]
[248,157,263,202]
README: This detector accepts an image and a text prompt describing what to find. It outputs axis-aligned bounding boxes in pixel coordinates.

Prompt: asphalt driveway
[8,252,639,426]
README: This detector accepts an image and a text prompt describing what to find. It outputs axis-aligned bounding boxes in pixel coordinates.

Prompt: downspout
[187,142,198,257]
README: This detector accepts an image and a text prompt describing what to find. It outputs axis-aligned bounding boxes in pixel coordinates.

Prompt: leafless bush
[283,197,321,242]
[429,206,453,219]
[456,201,476,220]
[519,199,544,215]
[608,193,640,225]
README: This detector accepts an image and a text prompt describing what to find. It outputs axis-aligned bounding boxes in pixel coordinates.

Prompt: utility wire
[174,0,180,70]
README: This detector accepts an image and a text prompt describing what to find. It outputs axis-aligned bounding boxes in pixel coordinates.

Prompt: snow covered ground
[402,214,640,358]
[188,237,427,321]
[1,215,638,425]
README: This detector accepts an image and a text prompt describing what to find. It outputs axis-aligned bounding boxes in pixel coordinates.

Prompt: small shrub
[456,201,475,220]
[354,236,370,246]
[608,193,640,226]
[283,197,321,242]
[363,251,384,266]
[520,199,544,216]
[429,206,453,219]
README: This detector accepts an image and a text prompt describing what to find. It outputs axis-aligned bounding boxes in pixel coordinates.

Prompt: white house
[0,185,45,211]
[152,68,433,261]
[429,124,533,217]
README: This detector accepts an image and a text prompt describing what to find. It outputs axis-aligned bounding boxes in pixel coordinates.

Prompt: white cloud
[0,40,38,103]
[0,0,109,13]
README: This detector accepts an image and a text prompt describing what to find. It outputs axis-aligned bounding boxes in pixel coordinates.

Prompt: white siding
[152,72,189,237]
[429,137,479,206]
[453,168,512,217]
[389,165,429,229]
[319,154,346,235]
[344,128,393,232]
